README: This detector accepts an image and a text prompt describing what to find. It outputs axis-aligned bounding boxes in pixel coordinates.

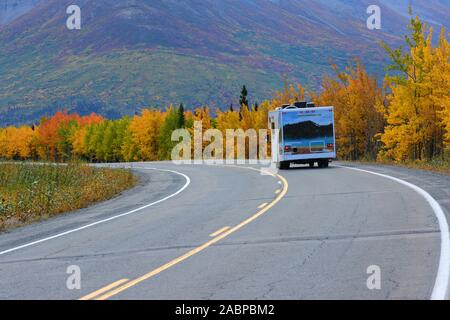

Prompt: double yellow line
[79,279,129,300]
[80,169,288,300]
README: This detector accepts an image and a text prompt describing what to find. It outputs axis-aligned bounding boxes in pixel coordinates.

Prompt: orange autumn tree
[0,126,38,160]
[37,111,77,161]
[37,111,103,161]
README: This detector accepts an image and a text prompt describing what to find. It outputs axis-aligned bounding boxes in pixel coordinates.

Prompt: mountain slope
[0,0,39,26]
[0,0,449,125]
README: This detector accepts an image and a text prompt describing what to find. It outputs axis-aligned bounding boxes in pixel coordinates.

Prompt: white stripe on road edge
[0,168,191,257]
[336,165,450,300]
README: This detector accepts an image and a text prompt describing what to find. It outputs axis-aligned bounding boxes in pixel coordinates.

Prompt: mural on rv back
[282,109,334,155]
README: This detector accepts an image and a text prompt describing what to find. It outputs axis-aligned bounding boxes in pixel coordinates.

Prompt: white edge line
[0,168,191,257]
[336,165,450,300]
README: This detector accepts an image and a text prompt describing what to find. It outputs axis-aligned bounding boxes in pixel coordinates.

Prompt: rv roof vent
[294,101,308,109]
[281,104,291,109]
[307,102,316,108]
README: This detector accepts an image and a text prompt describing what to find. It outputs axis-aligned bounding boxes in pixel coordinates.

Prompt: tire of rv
[318,160,329,168]
[309,162,315,168]
[277,161,290,170]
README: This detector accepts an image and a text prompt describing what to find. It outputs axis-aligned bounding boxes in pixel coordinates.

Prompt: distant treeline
[0,15,449,163]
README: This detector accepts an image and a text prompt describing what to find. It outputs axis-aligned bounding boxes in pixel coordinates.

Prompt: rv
[269,103,336,170]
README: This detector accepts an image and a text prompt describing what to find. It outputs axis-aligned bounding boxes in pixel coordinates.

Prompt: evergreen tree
[239,85,249,109]
[178,104,185,128]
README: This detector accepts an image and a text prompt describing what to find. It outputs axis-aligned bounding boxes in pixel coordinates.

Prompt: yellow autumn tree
[434,29,450,152]
[193,106,213,131]
[71,126,88,157]
[0,128,6,158]
[188,107,212,158]
[129,109,165,161]
[380,14,450,161]
[253,101,270,131]
[271,83,306,109]
[217,109,241,132]
[312,61,385,160]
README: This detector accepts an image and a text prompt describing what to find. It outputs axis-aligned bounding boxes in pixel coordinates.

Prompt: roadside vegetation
[375,159,450,176]
[0,163,137,231]
[0,13,448,169]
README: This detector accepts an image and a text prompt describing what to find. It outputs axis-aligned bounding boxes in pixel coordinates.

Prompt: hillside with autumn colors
[1,0,450,126]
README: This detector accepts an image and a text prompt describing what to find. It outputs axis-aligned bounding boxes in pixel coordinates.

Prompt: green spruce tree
[240,85,249,108]
[178,104,186,128]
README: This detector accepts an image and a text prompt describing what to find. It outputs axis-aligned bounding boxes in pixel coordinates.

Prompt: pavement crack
[218,228,440,248]
[0,229,440,265]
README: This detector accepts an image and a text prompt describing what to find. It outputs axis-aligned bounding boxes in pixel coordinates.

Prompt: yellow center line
[79,279,129,300]
[82,168,288,301]
[258,202,268,209]
[209,226,231,237]
[275,189,281,194]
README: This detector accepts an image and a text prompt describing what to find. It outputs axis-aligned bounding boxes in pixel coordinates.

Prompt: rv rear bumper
[280,152,336,162]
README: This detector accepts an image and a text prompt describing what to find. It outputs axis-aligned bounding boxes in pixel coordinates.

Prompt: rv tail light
[284,146,291,152]
[327,143,334,149]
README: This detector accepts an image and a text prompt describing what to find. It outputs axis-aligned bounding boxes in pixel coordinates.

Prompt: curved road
[0,162,448,300]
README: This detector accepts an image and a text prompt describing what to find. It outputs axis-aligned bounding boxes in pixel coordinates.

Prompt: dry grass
[391,160,450,176]
[0,163,137,231]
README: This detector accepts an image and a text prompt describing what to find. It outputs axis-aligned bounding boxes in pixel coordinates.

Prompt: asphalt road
[0,162,449,300]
